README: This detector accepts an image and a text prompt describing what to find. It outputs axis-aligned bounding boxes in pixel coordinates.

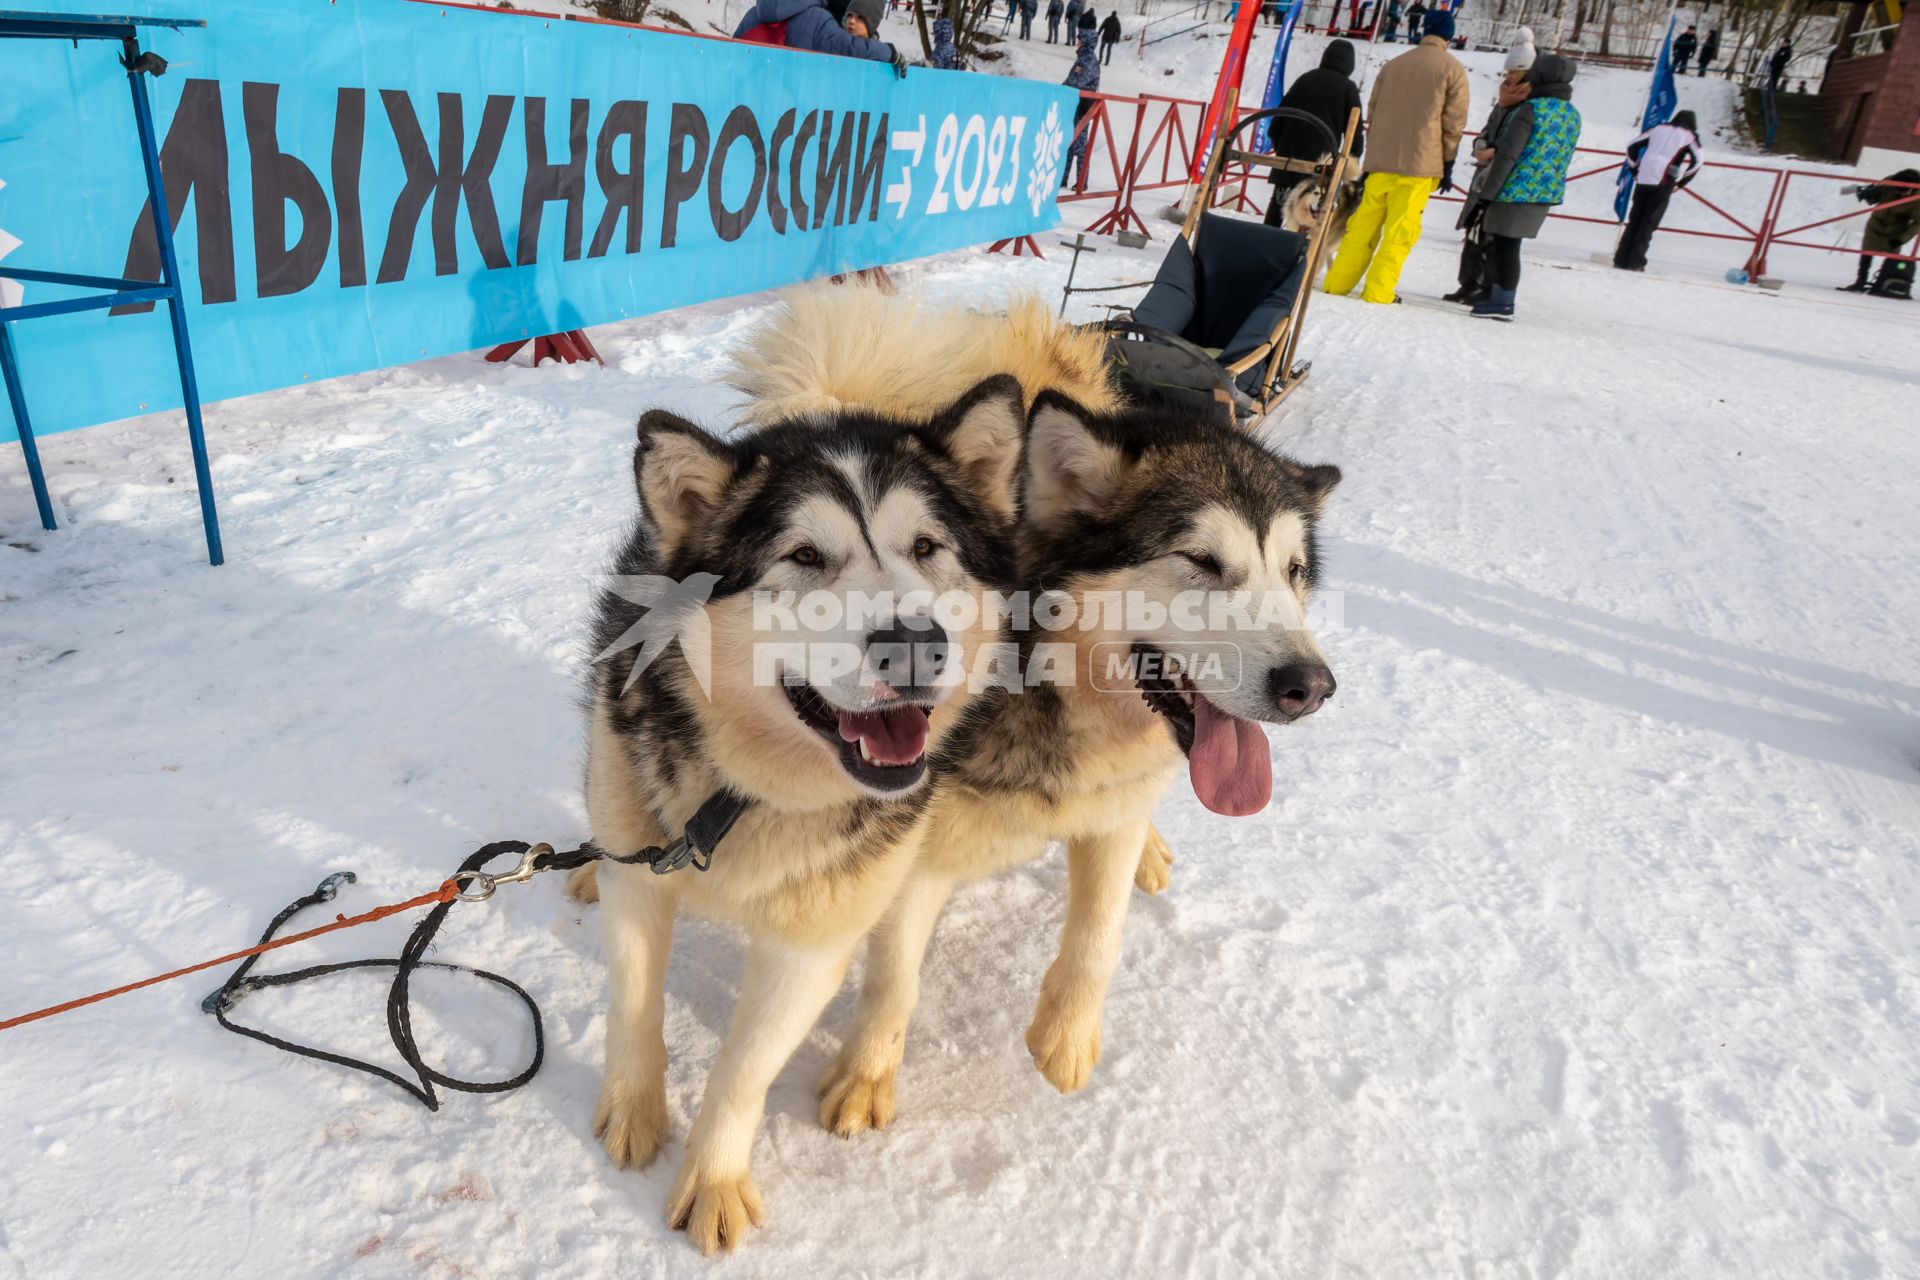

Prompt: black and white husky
[576,377,1022,1253]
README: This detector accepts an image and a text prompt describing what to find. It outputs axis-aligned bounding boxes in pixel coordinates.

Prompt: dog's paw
[816,1057,898,1138]
[1134,825,1175,895]
[565,862,600,904]
[594,1074,667,1170]
[666,1164,765,1256]
[1025,996,1102,1094]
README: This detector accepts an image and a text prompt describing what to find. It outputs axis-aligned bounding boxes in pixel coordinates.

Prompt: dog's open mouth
[1132,643,1273,817]
[783,679,933,794]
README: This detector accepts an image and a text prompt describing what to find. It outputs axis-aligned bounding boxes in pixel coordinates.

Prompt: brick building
[1822,8,1920,162]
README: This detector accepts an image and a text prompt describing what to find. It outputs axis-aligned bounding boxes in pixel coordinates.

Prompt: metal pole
[0,320,57,531]
[123,35,223,566]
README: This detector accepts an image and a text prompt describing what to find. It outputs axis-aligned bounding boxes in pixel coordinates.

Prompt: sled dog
[579,375,1025,1253]
[727,286,1344,1137]
[1280,171,1364,253]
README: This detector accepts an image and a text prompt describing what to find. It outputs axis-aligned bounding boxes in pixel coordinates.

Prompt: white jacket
[1625,122,1701,189]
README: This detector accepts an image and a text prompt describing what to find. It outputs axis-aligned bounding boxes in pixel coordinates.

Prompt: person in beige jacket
[1324,8,1471,304]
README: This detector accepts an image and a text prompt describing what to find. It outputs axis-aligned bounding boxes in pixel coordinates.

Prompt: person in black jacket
[1262,39,1366,228]
[1405,0,1425,41]
[1697,29,1719,76]
[1767,42,1791,92]
[1673,26,1697,74]
[1099,10,1122,63]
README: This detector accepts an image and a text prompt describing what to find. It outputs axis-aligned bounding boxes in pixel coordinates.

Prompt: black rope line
[204,842,549,1111]
[201,791,750,1110]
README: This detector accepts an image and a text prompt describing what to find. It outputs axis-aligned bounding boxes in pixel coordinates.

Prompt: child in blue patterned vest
[1457,53,1581,320]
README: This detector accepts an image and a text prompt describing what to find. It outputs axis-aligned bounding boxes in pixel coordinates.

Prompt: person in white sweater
[1613,109,1703,271]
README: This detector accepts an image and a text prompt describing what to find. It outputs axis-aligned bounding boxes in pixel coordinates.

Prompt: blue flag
[1252,0,1306,155]
[1616,17,1679,221]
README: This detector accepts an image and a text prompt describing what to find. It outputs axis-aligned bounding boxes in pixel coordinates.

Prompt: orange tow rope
[0,880,459,1033]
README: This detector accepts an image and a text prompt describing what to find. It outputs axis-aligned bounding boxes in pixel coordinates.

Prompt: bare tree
[916,0,1011,65]
[583,0,694,30]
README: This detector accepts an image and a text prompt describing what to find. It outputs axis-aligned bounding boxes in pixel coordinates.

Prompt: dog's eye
[790,545,823,567]
[1180,551,1223,576]
[912,536,940,560]
[1289,561,1306,587]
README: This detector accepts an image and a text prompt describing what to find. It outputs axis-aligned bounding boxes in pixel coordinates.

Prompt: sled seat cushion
[1130,213,1307,391]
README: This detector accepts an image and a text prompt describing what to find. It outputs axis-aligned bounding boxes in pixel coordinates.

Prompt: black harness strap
[203,791,751,1110]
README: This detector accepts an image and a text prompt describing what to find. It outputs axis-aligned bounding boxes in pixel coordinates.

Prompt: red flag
[1189,0,1266,184]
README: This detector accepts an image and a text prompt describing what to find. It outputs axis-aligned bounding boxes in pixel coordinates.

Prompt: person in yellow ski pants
[1323,172,1439,304]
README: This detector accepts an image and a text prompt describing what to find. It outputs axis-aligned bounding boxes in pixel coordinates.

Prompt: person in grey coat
[1455,53,1581,318]
[1444,70,1529,302]
[1468,56,1577,239]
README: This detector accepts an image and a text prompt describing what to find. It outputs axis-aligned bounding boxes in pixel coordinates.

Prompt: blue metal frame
[0,10,222,564]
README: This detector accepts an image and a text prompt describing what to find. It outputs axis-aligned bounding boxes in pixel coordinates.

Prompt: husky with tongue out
[713,288,1343,1142]
[574,375,1025,1255]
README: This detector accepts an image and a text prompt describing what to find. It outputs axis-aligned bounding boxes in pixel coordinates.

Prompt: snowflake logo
[1027,102,1064,218]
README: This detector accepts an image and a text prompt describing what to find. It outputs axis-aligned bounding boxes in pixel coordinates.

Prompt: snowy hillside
[4,9,1920,1280]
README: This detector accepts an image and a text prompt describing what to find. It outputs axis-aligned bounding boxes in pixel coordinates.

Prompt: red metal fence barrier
[1745,170,1920,280]
[1010,87,1912,290]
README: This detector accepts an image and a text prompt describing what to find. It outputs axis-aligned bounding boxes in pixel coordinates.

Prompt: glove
[1437,161,1455,194]
[889,45,909,79]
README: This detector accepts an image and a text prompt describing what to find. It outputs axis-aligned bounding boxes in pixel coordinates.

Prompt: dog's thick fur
[581,376,1024,1253]
[725,290,1123,424]
[718,285,1342,1139]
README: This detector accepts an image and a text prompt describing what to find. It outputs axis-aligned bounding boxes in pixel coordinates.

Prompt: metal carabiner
[452,843,553,901]
[647,836,698,875]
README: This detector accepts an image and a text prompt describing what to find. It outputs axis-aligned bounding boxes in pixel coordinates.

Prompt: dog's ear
[1281,459,1342,513]
[634,410,735,553]
[931,374,1025,520]
[1025,391,1125,524]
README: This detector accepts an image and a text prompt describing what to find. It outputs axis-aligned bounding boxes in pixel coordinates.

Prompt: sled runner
[1098,103,1360,428]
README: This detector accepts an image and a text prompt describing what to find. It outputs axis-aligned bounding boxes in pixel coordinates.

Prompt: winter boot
[1837,255,1872,293]
[1442,284,1489,304]
[1470,286,1515,320]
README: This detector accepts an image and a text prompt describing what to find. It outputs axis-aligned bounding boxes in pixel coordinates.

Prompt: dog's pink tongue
[1188,696,1274,816]
[837,706,930,765]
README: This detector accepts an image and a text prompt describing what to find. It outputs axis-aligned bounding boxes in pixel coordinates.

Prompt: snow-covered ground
[5,12,1920,1280]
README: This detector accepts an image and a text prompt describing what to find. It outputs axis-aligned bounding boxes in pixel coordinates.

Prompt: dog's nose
[1269,663,1335,720]
[866,618,950,692]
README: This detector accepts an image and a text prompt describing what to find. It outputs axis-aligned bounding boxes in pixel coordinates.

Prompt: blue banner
[1251,0,1305,155]
[1615,16,1678,221]
[0,0,1074,439]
